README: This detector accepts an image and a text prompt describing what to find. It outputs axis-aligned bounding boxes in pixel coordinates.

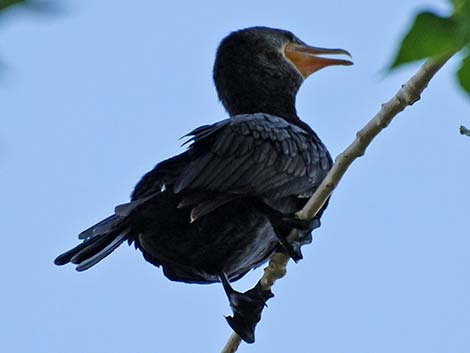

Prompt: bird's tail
[54,214,131,271]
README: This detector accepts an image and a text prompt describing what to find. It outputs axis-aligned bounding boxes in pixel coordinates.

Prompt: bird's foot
[252,200,321,262]
[271,213,321,262]
[220,273,274,343]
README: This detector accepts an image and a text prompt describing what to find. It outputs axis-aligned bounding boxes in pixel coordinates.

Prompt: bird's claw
[273,215,321,262]
[280,214,319,231]
[220,274,273,343]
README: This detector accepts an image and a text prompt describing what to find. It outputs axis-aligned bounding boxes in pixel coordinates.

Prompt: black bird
[55,26,352,343]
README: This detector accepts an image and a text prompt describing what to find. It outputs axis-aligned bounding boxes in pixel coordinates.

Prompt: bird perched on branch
[55,26,352,343]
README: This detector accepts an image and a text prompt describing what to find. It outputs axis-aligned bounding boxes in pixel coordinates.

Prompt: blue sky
[1,1,469,352]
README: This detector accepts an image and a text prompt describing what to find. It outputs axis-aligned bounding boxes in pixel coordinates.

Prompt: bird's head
[213,26,352,121]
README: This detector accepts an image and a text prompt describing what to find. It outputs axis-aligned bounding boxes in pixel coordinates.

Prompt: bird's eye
[287,33,297,43]
[290,35,306,46]
[288,34,303,45]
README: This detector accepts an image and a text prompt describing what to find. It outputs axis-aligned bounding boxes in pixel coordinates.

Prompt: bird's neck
[226,92,299,122]
[224,92,315,134]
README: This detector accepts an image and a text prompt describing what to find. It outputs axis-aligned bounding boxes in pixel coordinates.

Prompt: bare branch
[220,54,453,353]
[221,332,242,353]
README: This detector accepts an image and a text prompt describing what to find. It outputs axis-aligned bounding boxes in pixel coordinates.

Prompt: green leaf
[457,53,470,93]
[0,0,26,11]
[452,0,470,11]
[0,0,59,15]
[391,11,464,68]
[454,0,470,42]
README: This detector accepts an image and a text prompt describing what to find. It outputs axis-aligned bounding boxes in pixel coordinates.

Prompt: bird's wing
[171,113,331,199]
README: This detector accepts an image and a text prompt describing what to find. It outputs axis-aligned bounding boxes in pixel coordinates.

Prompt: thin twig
[220,54,453,353]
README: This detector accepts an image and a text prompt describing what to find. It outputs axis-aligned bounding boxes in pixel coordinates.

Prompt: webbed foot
[251,199,322,261]
[273,214,320,261]
[220,273,274,343]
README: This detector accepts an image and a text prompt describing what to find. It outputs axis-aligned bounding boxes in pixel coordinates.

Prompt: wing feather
[134,113,332,204]
[175,113,331,197]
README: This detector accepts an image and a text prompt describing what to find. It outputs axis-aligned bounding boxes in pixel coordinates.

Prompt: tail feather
[78,214,123,240]
[75,232,128,271]
[70,233,120,264]
[54,214,130,271]
[54,239,97,266]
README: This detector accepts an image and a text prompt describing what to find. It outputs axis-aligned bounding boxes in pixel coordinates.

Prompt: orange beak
[284,42,353,78]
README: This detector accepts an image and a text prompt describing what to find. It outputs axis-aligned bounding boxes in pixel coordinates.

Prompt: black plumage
[55,26,352,343]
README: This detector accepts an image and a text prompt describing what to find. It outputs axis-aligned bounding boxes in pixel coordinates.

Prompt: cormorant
[55,26,352,343]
